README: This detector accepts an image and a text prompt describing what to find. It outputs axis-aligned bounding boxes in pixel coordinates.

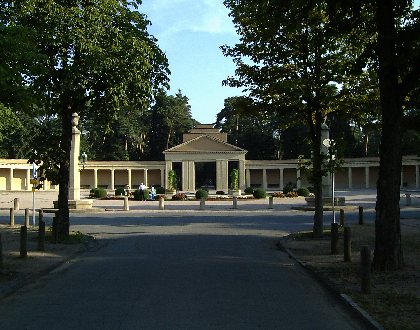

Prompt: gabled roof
[163,135,247,154]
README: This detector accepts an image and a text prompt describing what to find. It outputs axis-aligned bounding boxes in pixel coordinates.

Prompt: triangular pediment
[164,135,247,154]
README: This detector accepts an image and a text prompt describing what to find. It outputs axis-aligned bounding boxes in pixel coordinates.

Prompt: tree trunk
[312,114,324,237]
[373,0,403,271]
[57,106,72,240]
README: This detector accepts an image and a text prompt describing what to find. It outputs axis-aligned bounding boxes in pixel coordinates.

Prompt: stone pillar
[280,168,284,190]
[262,169,267,189]
[7,168,13,190]
[416,165,419,189]
[216,160,229,192]
[160,168,165,188]
[94,169,98,188]
[165,161,172,189]
[321,124,332,197]
[365,167,370,189]
[182,161,195,191]
[246,169,251,188]
[239,159,246,190]
[127,169,132,188]
[69,113,81,201]
[26,169,31,191]
[144,169,148,186]
[348,167,353,189]
[296,169,301,189]
[110,169,115,190]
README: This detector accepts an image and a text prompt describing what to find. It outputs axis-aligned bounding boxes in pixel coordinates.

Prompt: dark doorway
[172,162,182,190]
[195,162,216,189]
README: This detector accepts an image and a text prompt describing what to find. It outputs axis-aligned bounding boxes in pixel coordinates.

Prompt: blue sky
[141,0,239,124]
[140,0,420,124]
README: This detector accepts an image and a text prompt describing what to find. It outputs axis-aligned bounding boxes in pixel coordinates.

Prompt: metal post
[20,226,27,258]
[123,196,129,211]
[233,196,238,209]
[358,206,364,225]
[344,227,352,262]
[200,198,205,210]
[339,209,345,227]
[268,196,273,209]
[331,223,339,255]
[406,193,412,206]
[38,220,45,251]
[332,171,336,223]
[159,197,165,210]
[25,208,30,227]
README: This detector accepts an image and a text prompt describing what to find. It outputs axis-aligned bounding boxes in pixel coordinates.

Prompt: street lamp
[323,138,337,224]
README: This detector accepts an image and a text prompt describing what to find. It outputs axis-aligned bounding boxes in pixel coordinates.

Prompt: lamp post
[323,138,337,224]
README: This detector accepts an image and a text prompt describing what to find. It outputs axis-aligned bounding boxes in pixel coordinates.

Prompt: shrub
[283,182,295,194]
[307,186,314,193]
[115,187,125,196]
[90,188,107,198]
[133,189,150,200]
[286,191,299,198]
[154,186,165,194]
[253,188,267,199]
[195,189,209,200]
[172,192,187,200]
[216,190,226,195]
[244,186,254,194]
[271,191,285,198]
[297,187,310,197]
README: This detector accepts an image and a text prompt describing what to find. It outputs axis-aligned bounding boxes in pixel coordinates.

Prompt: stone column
[321,124,332,197]
[348,167,353,189]
[239,160,246,190]
[246,169,251,188]
[127,169,132,188]
[262,169,267,189]
[296,169,301,189]
[7,168,13,190]
[216,160,229,192]
[110,169,115,190]
[144,169,148,186]
[165,161,172,189]
[94,169,98,188]
[280,168,284,190]
[365,167,370,189]
[182,161,195,191]
[160,168,165,188]
[69,113,81,201]
[26,169,31,191]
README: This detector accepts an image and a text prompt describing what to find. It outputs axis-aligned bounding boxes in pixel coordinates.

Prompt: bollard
[123,196,129,211]
[38,220,45,251]
[331,222,339,255]
[339,209,345,227]
[52,216,58,244]
[20,226,27,258]
[200,198,206,210]
[361,246,371,294]
[9,208,15,226]
[14,197,20,211]
[233,196,238,209]
[358,206,364,225]
[25,208,30,227]
[159,197,165,210]
[406,193,411,206]
[0,233,3,268]
[268,196,274,209]
[344,226,352,262]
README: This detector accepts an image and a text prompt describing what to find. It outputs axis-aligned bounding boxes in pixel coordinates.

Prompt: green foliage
[155,186,166,194]
[195,189,209,200]
[283,182,295,194]
[90,188,107,198]
[272,192,285,198]
[230,168,239,190]
[115,187,126,196]
[297,187,310,197]
[253,188,267,199]
[133,189,149,201]
[167,170,177,191]
[244,187,254,194]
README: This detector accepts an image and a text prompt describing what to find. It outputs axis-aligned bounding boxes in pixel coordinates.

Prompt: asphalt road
[0,211,373,330]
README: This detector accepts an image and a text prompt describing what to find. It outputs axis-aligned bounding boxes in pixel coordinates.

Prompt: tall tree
[5,0,169,239]
[222,0,370,236]
[373,1,420,270]
[147,91,196,160]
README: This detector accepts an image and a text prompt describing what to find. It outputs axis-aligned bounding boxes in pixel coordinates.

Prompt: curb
[277,239,384,330]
